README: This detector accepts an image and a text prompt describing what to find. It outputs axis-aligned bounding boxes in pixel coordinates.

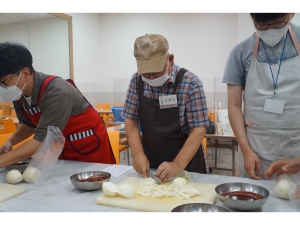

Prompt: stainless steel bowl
[6,157,31,173]
[70,171,111,191]
[171,203,231,212]
[215,182,269,211]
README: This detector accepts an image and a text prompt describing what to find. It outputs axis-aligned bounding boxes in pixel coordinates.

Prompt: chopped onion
[102,182,118,197]
[6,169,23,184]
[118,184,135,198]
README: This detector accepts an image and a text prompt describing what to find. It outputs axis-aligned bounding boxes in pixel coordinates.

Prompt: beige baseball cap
[134,34,169,75]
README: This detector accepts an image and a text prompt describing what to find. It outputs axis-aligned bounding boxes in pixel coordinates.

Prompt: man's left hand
[156,161,182,183]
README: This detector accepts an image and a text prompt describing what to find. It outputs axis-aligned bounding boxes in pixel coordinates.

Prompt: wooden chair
[0,119,16,135]
[107,130,130,165]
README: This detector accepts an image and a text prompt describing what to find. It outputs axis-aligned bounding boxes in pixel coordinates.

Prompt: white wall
[69,13,239,109]
[0,17,70,79]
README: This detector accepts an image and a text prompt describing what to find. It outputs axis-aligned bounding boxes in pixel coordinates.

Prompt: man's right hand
[243,150,262,179]
[0,141,13,155]
[132,152,150,177]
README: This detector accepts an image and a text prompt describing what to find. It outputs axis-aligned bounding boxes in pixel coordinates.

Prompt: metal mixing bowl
[70,171,111,191]
[215,182,269,211]
[171,203,231,212]
[6,157,31,173]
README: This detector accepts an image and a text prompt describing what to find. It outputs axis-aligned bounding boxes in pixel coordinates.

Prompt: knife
[147,171,162,185]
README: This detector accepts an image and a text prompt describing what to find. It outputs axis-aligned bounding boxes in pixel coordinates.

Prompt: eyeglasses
[0,70,21,88]
[254,14,290,31]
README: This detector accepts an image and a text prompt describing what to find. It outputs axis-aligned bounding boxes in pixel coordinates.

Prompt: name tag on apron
[263,98,285,114]
[159,95,178,109]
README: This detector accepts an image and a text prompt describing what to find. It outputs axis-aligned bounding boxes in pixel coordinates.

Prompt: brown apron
[138,68,206,173]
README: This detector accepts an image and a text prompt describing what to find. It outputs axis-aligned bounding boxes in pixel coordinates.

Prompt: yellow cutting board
[0,183,27,203]
[96,177,217,212]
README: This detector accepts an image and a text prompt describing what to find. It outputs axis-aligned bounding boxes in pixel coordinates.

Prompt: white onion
[118,184,135,198]
[6,169,23,184]
[172,177,187,189]
[102,182,118,197]
[23,167,41,183]
[274,178,291,200]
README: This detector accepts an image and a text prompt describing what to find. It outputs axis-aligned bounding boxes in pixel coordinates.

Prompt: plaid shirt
[122,63,210,173]
[122,64,209,133]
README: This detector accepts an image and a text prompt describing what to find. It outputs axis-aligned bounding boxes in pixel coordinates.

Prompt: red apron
[18,76,115,164]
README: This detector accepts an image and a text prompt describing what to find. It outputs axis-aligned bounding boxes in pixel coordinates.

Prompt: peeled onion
[102,182,118,197]
[6,169,23,184]
[274,178,291,200]
[23,167,41,183]
[118,184,135,198]
[172,177,187,189]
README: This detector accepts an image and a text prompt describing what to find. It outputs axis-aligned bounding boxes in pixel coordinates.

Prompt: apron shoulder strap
[252,34,260,59]
[174,68,187,92]
[288,24,300,55]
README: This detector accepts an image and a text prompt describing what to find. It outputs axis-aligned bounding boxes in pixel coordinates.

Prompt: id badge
[263,98,285,114]
[159,95,178,109]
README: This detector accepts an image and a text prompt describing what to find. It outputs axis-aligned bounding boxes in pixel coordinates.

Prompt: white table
[0,160,299,212]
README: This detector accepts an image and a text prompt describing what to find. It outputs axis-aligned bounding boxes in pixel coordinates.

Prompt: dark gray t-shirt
[13,71,89,142]
[223,24,300,90]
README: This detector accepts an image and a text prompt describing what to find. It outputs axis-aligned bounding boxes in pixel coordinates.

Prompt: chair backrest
[10,108,17,118]
[208,112,215,122]
[104,115,115,127]
[107,130,120,164]
[0,119,17,135]
[96,103,111,110]
[0,102,12,117]
[202,138,207,157]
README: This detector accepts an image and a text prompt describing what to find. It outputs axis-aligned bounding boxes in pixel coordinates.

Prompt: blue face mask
[0,72,26,102]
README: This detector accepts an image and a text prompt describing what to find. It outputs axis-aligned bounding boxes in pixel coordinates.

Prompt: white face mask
[142,72,170,87]
[256,25,289,47]
[0,72,26,102]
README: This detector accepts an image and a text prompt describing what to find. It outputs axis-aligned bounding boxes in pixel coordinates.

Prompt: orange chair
[104,115,115,128]
[208,112,215,122]
[96,103,111,118]
[0,119,16,135]
[0,102,12,117]
[202,138,207,157]
[107,130,130,165]
[10,108,17,118]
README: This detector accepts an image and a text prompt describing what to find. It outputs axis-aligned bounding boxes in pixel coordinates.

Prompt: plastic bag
[288,171,300,205]
[23,126,65,185]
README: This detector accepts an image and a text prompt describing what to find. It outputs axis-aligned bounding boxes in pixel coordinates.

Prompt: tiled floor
[119,145,236,177]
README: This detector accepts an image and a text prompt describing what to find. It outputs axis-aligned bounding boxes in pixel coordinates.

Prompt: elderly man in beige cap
[122,34,209,183]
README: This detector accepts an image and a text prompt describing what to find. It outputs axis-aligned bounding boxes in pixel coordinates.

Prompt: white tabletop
[0,160,299,212]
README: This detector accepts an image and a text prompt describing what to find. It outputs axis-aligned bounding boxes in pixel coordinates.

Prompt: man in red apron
[223,13,300,179]
[0,42,115,167]
[122,34,209,183]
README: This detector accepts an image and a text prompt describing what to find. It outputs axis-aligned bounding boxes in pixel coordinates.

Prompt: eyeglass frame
[254,14,291,31]
[0,70,22,88]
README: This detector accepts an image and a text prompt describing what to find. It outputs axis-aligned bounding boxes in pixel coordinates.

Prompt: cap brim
[136,51,168,75]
